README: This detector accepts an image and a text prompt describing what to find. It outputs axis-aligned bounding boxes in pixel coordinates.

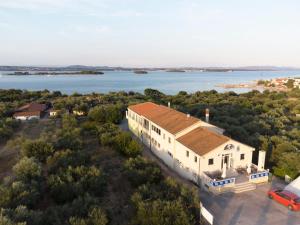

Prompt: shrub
[47,166,105,204]
[114,132,141,157]
[124,156,162,186]
[69,207,108,225]
[21,140,54,163]
[13,157,42,182]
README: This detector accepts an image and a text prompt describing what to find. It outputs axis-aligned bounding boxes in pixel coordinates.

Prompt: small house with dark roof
[13,103,48,120]
[127,102,269,193]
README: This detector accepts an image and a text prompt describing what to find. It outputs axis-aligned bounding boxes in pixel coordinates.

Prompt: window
[168,151,173,158]
[208,158,214,165]
[163,134,165,139]
[158,143,160,148]
[194,156,197,163]
[168,137,171,144]
[186,151,189,157]
[151,125,161,135]
[277,193,291,201]
[240,154,245,160]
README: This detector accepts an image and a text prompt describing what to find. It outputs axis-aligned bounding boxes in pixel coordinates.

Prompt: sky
[0,0,300,67]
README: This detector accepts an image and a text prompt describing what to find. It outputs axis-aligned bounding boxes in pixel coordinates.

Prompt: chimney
[187,113,190,118]
[168,102,171,108]
[205,108,209,123]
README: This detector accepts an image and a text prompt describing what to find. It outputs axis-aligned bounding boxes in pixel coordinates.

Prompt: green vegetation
[0,87,299,224]
[285,79,295,89]
[0,89,200,225]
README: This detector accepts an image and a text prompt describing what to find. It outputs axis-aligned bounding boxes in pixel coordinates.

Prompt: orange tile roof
[177,127,230,156]
[128,102,200,134]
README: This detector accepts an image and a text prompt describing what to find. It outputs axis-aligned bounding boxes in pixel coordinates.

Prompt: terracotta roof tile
[129,102,200,134]
[177,127,230,156]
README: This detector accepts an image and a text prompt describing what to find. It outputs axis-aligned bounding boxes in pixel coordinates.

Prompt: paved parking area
[200,178,300,225]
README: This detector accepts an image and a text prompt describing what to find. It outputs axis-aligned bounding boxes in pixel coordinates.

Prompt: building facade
[13,103,48,121]
[127,102,268,191]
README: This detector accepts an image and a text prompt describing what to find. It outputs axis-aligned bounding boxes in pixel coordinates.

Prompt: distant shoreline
[7,71,104,76]
[216,77,300,92]
[1,65,300,73]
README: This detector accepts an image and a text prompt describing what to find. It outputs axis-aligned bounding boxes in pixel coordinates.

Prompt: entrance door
[221,154,231,169]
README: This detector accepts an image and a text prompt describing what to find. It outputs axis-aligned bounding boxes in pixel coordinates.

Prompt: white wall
[175,141,200,182]
[127,108,255,184]
[15,115,40,121]
[200,140,254,174]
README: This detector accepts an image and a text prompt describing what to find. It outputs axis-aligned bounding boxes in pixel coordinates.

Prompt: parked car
[268,189,300,211]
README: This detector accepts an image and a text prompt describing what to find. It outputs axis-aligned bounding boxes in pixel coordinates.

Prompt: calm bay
[0,70,299,95]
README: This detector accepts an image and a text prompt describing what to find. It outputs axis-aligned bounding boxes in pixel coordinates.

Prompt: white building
[13,111,41,121]
[292,77,300,88]
[49,109,60,117]
[127,102,269,193]
[285,176,300,197]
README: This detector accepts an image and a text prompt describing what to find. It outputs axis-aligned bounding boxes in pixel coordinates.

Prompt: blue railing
[210,178,235,187]
[250,171,269,180]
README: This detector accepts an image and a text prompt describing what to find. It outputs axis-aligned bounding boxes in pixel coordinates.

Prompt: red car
[268,189,300,211]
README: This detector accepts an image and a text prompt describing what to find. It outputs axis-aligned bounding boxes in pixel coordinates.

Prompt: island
[8,70,104,75]
[134,70,148,74]
[166,69,186,72]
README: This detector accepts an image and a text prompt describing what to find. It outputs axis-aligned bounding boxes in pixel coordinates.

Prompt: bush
[88,105,123,124]
[69,207,108,225]
[47,166,105,204]
[0,208,26,225]
[13,157,42,182]
[113,132,142,157]
[131,194,194,225]
[124,156,162,186]
[46,150,89,173]
[0,181,41,208]
[21,140,54,163]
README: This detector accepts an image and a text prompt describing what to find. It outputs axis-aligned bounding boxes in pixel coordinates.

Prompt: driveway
[200,178,300,225]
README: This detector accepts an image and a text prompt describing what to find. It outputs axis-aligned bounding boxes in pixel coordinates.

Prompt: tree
[124,156,162,186]
[47,166,105,204]
[69,207,108,225]
[273,152,300,179]
[21,140,54,163]
[271,142,296,164]
[144,89,164,100]
[55,130,83,151]
[13,157,42,182]
[285,79,295,89]
[131,194,194,225]
[0,209,26,225]
[62,114,77,130]
[114,132,141,157]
